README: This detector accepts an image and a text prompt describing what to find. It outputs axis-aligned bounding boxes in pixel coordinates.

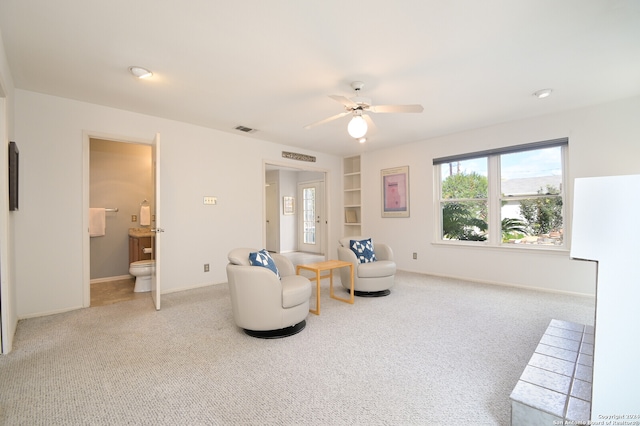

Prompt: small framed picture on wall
[283,196,295,215]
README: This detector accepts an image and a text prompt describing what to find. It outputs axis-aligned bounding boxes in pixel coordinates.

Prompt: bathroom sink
[129,228,154,238]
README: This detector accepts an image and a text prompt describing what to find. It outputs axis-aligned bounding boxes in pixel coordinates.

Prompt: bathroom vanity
[129,228,154,263]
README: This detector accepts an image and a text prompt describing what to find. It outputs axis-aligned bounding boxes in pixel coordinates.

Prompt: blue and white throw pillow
[249,249,280,278]
[350,238,377,263]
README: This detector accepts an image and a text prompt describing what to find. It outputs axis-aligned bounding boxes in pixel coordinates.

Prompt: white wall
[362,96,640,296]
[12,88,640,318]
[279,170,298,252]
[571,175,640,419]
[13,90,342,318]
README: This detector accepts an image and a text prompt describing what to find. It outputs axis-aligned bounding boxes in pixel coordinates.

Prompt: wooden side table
[296,260,354,315]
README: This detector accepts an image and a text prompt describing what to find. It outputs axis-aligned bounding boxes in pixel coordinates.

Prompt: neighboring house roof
[501,176,562,196]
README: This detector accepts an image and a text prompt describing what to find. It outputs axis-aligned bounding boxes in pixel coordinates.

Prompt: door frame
[262,160,330,257]
[0,83,15,353]
[265,180,279,252]
[82,131,156,308]
[150,133,161,310]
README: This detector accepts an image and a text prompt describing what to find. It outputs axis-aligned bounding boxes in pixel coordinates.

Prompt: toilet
[129,259,155,292]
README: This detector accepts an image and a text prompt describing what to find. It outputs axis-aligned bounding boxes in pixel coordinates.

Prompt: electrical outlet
[131,215,138,222]
[204,263,210,272]
[413,252,417,260]
[203,196,217,205]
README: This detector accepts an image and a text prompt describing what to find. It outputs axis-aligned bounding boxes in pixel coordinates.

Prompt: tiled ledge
[510,319,594,425]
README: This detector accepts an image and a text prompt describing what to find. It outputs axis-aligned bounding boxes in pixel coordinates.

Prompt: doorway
[264,163,328,259]
[85,136,154,307]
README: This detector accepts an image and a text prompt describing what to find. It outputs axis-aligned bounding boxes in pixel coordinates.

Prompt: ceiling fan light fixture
[129,66,153,79]
[347,115,368,139]
[533,88,552,99]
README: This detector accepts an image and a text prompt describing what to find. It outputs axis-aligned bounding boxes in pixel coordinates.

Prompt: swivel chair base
[353,289,391,298]
[243,320,306,339]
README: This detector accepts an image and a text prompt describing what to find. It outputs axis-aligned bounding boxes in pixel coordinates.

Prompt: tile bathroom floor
[91,278,148,307]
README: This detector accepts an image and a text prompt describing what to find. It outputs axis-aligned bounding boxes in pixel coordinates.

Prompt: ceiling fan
[304,81,424,139]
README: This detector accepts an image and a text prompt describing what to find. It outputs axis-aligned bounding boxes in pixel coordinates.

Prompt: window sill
[431,240,570,256]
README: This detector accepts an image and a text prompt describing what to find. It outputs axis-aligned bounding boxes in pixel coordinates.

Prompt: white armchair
[337,237,396,297]
[226,248,312,338]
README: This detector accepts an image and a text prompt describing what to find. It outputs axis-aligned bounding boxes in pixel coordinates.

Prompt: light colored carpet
[0,270,594,425]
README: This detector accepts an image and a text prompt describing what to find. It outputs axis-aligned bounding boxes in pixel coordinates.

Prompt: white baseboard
[397,268,595,298]
[18,305,84,320]
[90,275,132,284]
[160,282,218,295]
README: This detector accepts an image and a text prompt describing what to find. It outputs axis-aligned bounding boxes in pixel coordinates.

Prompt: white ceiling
[1,1,639,157]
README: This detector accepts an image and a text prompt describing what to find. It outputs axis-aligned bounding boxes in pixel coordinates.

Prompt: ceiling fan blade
[304,111,351,129]
[369,104,424,113]
[363,114,378,134]
[329,95,358,109]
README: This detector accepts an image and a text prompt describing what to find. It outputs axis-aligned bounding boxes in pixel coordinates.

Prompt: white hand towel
[140,205,151,226]
[89,208,106,237]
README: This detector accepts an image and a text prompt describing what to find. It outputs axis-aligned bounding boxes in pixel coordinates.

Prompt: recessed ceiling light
[533,88,553,99]
[128,66,153,79]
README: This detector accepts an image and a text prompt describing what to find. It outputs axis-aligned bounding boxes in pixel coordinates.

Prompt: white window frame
[434,138,568,250]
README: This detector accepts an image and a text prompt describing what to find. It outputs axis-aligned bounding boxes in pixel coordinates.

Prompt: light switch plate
[203,196,217,205]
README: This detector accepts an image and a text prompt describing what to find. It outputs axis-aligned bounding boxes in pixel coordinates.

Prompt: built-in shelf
[343,156,361,237]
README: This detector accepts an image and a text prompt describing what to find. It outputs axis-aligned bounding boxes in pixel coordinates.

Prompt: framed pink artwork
[381,166,409,218]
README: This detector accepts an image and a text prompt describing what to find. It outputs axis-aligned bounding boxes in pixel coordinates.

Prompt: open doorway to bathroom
[89,138,153,307]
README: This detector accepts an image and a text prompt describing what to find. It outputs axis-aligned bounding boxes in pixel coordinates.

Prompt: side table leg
[349,264,354,303]
[314,270,321,315]
[330,265,355,305]
[329,269,334,296]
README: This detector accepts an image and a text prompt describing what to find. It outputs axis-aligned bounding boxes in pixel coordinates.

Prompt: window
[302,187,316,244]
[440,158,488,241]
[434,139,567,248]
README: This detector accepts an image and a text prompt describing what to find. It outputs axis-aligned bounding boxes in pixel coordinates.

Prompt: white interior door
[297,181,324,254]
[265,182,278,252]
[151,133,162,310]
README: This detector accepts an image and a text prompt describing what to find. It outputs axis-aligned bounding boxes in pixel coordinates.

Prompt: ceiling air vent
[234,125,257,134]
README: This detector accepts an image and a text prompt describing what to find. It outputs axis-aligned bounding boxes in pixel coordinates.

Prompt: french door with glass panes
[297,181,324,254]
